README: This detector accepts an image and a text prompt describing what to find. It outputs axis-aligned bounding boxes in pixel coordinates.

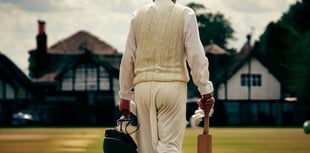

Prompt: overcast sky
[0,0,298,75]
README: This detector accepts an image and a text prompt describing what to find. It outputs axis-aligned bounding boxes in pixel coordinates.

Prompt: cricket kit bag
[103,117,138,153]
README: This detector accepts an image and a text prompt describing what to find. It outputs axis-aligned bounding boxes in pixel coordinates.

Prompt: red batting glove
[119,99,130,118]
[197,93,215,113]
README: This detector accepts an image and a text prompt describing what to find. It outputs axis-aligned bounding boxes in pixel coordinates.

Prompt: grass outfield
[0,127,309,153]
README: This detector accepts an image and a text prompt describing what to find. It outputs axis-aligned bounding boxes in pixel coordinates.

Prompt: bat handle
[203,110,210,134]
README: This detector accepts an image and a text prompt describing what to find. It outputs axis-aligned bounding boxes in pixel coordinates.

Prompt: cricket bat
[197,110,212,153]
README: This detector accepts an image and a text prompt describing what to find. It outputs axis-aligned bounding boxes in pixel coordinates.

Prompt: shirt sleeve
[184,8,214,95]
[119,12,137,100]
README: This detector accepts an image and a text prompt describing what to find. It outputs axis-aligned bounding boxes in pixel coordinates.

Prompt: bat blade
[197,114,212,153]
[198,133,212,153]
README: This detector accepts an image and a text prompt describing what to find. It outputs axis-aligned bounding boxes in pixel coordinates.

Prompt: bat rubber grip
[203,110,210,134]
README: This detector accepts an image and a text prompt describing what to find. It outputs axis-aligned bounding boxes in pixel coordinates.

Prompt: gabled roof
[0,52,32,88]
[48,30,118,55]
[214,41,281,85]
[32,52,120,82]
[31,30,122,82]
[224,41,253,79]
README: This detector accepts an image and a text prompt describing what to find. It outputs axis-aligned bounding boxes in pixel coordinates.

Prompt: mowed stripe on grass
[0,128,103,153]
[0,127,309,153]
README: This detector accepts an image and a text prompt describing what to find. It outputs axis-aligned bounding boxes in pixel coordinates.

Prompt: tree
[286,32,310,100]
[276,0,310,105]
[257,0,310,121]
[187,2,235,52]
[258,22,297,84]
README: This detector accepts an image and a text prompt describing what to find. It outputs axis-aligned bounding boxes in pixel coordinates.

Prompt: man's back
[133,1,189,85]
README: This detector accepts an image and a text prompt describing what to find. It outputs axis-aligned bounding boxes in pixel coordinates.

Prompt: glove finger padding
[197,96,215,113]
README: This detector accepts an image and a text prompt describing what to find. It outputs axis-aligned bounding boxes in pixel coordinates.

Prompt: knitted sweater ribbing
[133,4,188,85]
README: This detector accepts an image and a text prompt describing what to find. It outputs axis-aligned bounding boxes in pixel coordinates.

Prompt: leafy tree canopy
[187,2,235,53]
[257,0,310,116]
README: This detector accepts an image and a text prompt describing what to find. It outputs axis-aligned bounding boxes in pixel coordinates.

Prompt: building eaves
[0,52,32,88]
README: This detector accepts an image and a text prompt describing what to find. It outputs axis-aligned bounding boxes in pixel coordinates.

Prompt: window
[99,67,110,90]
[240,74,262,87]
[252,74,261,86]
[75,65,86,91]
[86,67,98,90]
[241,74,250,86]
[62,78,73,91]
[60,64,110,91]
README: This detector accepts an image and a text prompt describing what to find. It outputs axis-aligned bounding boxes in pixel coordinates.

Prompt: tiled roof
[48,30,117,55]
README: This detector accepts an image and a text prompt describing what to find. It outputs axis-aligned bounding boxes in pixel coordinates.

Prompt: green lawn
[0,127,309,153]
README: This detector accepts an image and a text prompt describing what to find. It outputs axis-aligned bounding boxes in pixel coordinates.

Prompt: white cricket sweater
[119,0,214,100]
[133,3,188,85]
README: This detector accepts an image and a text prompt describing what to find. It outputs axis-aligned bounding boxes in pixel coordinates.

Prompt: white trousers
[134,81,187,153]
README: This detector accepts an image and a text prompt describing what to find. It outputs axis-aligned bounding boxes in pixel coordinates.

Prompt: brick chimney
[36,20,47,53]
[30,20,49,78]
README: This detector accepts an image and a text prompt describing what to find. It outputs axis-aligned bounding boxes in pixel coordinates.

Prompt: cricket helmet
[103,117,138,153]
